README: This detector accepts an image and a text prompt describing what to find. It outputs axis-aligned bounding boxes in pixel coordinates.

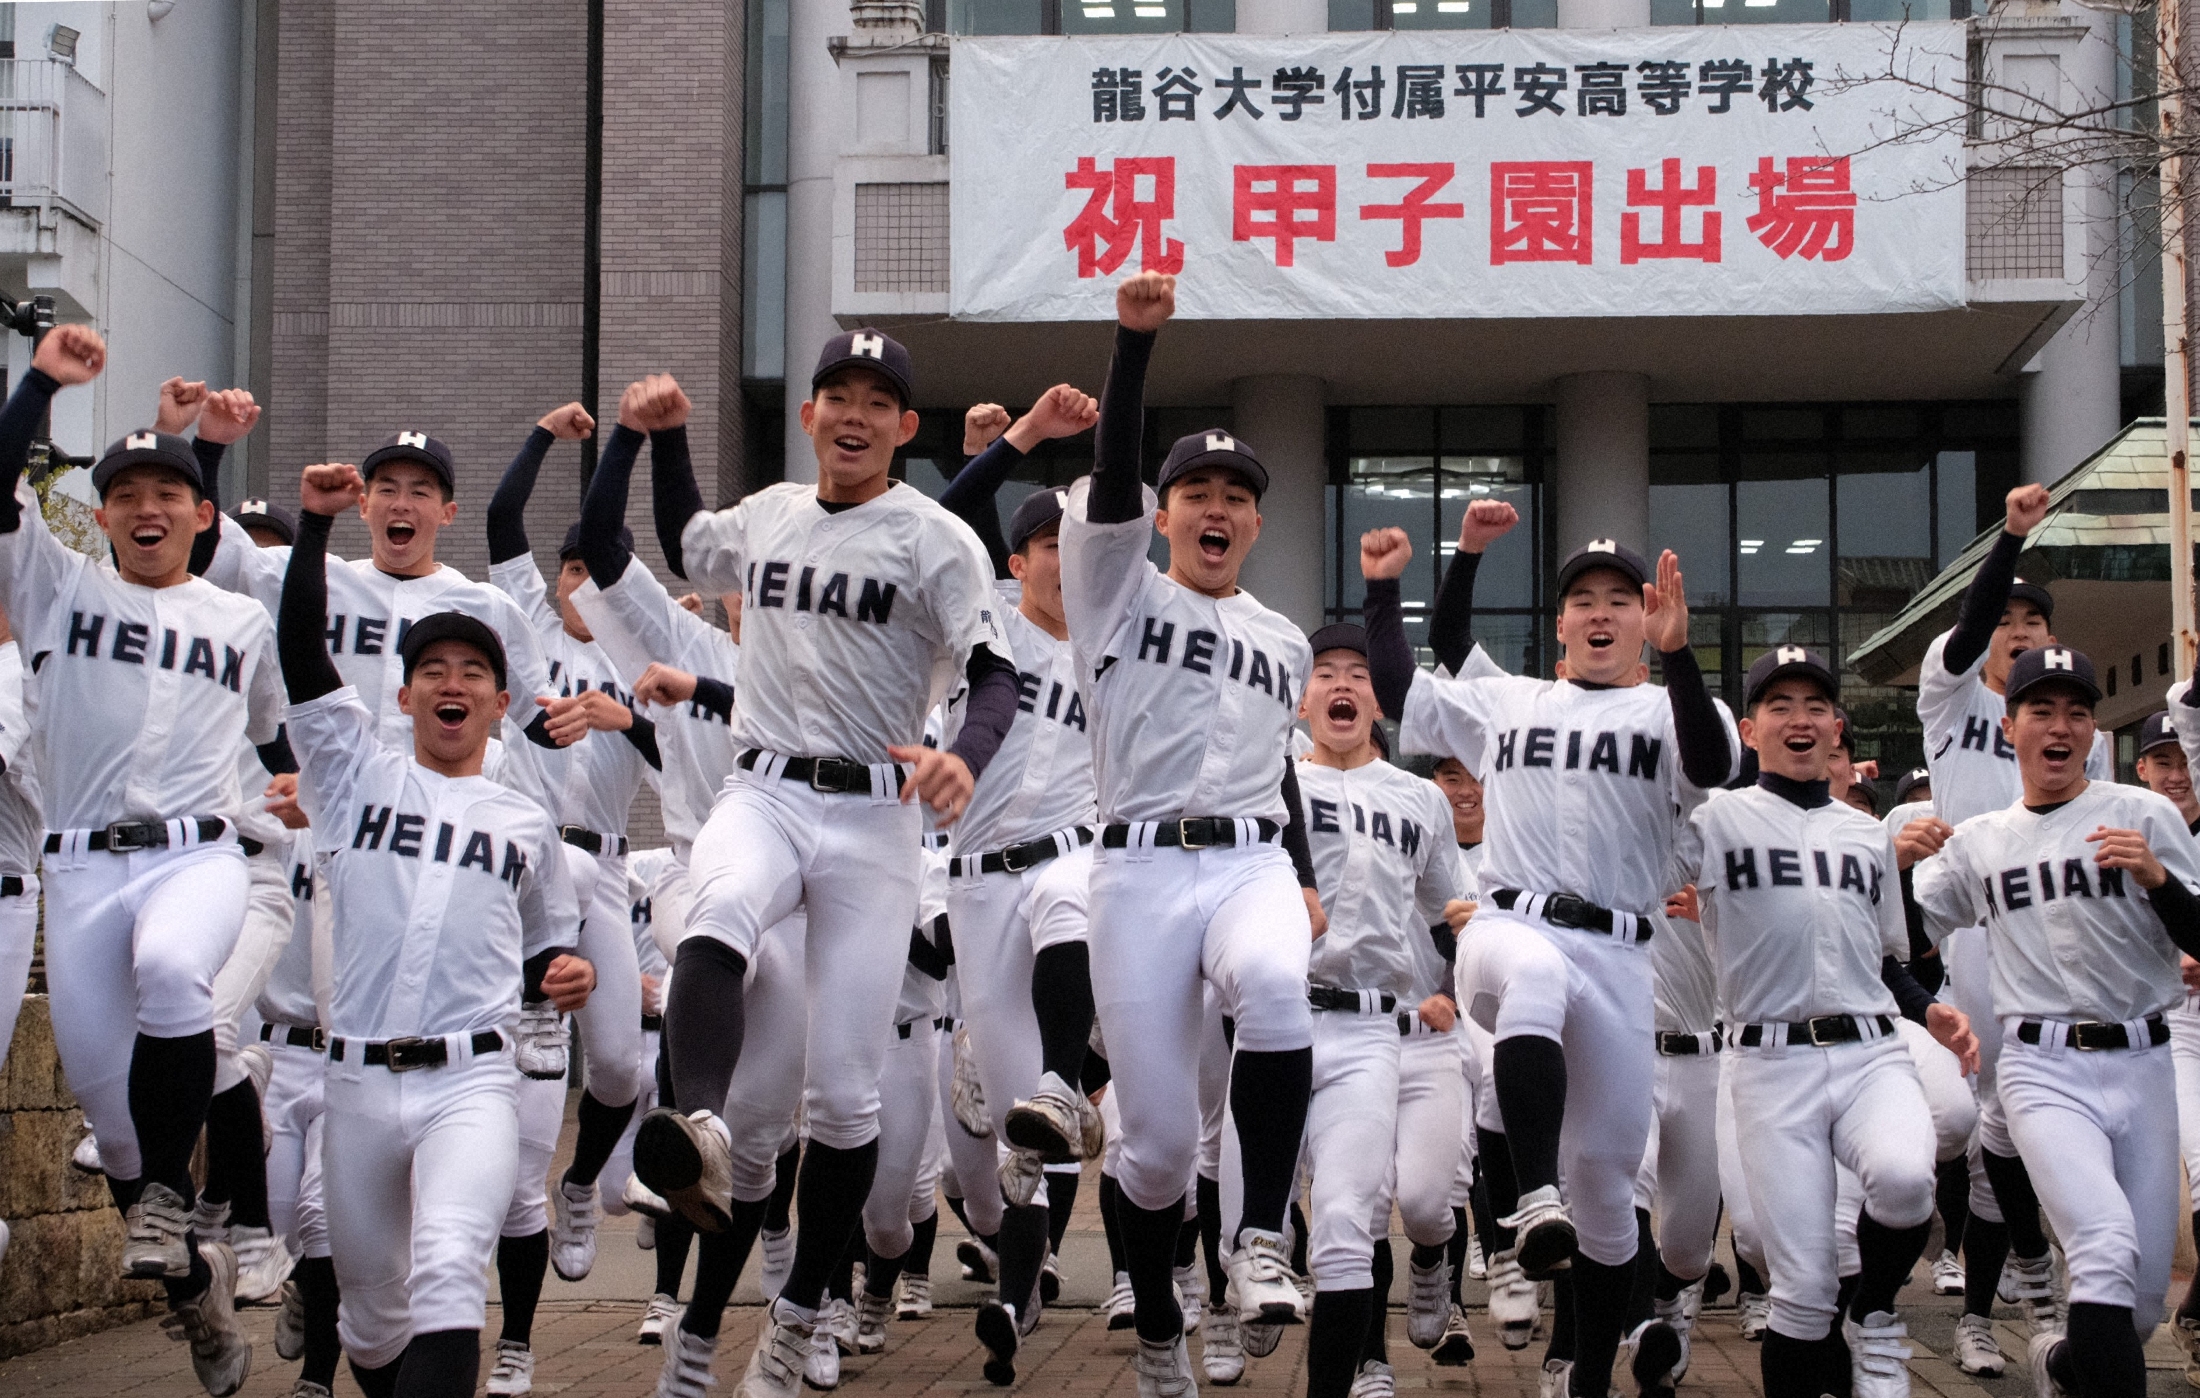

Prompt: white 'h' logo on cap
[1206,433,1235,453]
[1586,538,1617,554]
[125,432,156,451]
[2043,648,2074,671]
[851,333,885,359]
[1776,645,1807,664]
[397,431,428,449]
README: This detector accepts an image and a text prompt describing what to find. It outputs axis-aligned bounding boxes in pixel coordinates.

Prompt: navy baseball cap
[1742,644,1837,710]
[1157,429,1268,500]
[1307,622,1370,659]
[399,611,509,691]
[91,430,203,498]
[1008,487,1068,554]
[1557,538,1650,597]
[230,498,296,545]
[1893,766,1932,806]
[362,431,456,493]
[1832,706,1855,755]
[559,520,630,561]
[812,329,913,407]
[2003,645,2099,706]
[2141,709,2180,756]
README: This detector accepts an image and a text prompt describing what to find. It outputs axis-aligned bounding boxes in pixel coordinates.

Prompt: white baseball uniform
[2152,686,2200,1218]
[603,847,675,1214]
[255,839,329,1262]
[865,849,954,1261]
[1633,903,1722,1285]
[0,641,41,1077]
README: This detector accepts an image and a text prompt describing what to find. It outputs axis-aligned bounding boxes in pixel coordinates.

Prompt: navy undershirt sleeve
[579,424,642,588]
[1362,577,1417,723]
[1280,758,1317,891]
[650,425,704,579]
[947,646,1020,780]
[939,436,1026,580]
[0,369,60,533]
[1661,645,1733,788]
[280,512,344,704]
[1089,327,1155,526]
[1428,551,1481,675]
[487,427,554,566]
[1943,529,2025,675]
[2147,875,2200,961]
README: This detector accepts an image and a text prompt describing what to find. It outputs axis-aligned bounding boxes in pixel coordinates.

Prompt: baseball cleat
[999,1147,1045,1207]
[2028,1331,2071,1398]
[1844,1310,1913,1398]
[1653,1283,1697,1382]
[1175,1263,1204,1332]
[163,1241,253,1397]
[958,1234,999,1284]
[1004,1071,1084,1161]
[1107,1271,1139,1330]
[896,1272,932,1319]
[70,1130,103,1175]
[1200,1308,1245,1385]
[1225,1229,1304,1326]
[819,1296,858,1356]
[737,1301,811,1398]
[804,1317,841,1391]
[1079,1094,1106,1159]
[1134,1334,1199,1398]
[1486,1250,1541,1350]
[2005,1253,2063,1336]
[660,1322,719,1398]
[1432,1304,1476,1365]
[760,1224,796,1298]
[124,1182,197,1279]
[975,1299,1021,1385]
[1737,1290,1771,1340]
[289,1382,333,1398]
[1538,1358,1573,1398]
[1627,1318,1684,1396]
[1931,1248,1965,1296]
[639,1292,680,1345]
[624,1172,673,1221]
[551,1178,602,1281]
[633,1108,736,1233]
[516,1001,571,1079]
[486,1338,536,1396]
[228,1225,295,1304]
[1954,1313,2005,1376]
[273,1279,305,1360]
[855,1291,893,1354]
[950,1027,992,1138]
[1041,1251,1063,1305]
[1499,1186,1577,1277]
[1348,1359,1396,1398]
[2177,1315,2200,1389]
[1406,1257,1452,1348]
[1466,1234,1487,1280]
[1242,1319,1283,1358]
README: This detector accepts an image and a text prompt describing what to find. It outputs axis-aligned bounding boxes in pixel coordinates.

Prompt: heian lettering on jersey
[1489,725,1662,780]
[63,611,251,691]
[1132,618,1297,710]
[745,560,898,623]
[351,804,531,891]
[1979,858,2125,914]
[1015,670,1088,731]
[320,612,406,656]
[1307,797,1425,858]
[1934,715,2018,764]
[1721,846,1884,902]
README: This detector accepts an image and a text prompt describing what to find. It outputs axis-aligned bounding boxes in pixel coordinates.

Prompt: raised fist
[1117,271,1176,334]
[300,462,365,517]
[1457,499,1519,554]
[34,324,105,386]
[1023,384,1098,442]
[155,378,208,434]
[1360,526,1412,581]
[539,402,595,442]
[2005,483,2052,537]
[619,374,690,434]
[963,403,1010,456]
[198,389,262,445]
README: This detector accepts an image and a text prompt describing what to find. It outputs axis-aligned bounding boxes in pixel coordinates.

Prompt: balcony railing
[0,59,106,230]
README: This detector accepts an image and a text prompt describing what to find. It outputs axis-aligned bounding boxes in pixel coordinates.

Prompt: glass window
[947,0,1046,31]
[1738,611,1833,676]
[1063,0,1183,30]
[1737,477,1829,606]
[1439,456,1533,607]
[1697,0,1830,20]
[1341,458,1437,613]
[1649,0,1697,24]
[1650,478,1728,605]
[745,0,791,185]
[1391,0,1495,28]
[1847,0,1952,19]
[1469,612,1540,678]
[1329,0,1377,25]
[1511,0,1558,24]
[1836,462,1931,611]
[1935,449,1978,563]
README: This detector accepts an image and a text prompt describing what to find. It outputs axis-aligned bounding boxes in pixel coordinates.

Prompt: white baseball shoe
[804,1317,841,1391]
[1175,1263,1204,1332]
[70,1130,103,1175]
[1844,1310,1913,1398]
[760,1225,796,1298]
[1242,1320,1283,1358]
[735,1301,809,1398]
[1406,1256,1452,1348]
[1626,1318,1684,1395]
[2028,1331,2071,1398]
[289,1382,333,1398]
[1653,1285,1696,1383]
[1042,1251,1064,1305]
[1432,1304,1476,1365]
[2005,1253,2063,1335]
[124,1182,196,1279]
[229,1225,295,1304]
[1135,1334,1199,1398]
[1499,1186,1577,1277]
[1466,1234,1487,1280]
[1486,1249,1541,1350]
[2177,1315,2200,1389]
[162,1241,253,1398]
[1225,1229,1305,1326]
[1079,1094,1106,1160]
[634,1109,737,1233]
[1348,1358,1396,1398]
[958,1234,999,1284]
[486,1338,536,1396]
[1005,1071,1084,1162]
[1538,1358,1572,1398]
[855,1291,893,1354]
[1931,1248,1965,1296]
[552,1178,602,1281]
[516,1002,571,1080]
[1737,1290,1771,1341]
[273,1279,305,1360]
[192,1196,231,1246]
[1200,1308,1245,1385]
[1954,1313,2005,1376]
[639,1292,680,1345]
[1107,1270,1139,1330]
[896,1272,932,1319]
[999,1148,1045,1207]
[658,1322,719,1398]
[624,1172,673,1221]
[819,1296,858,1355]
[975,1299,1022,1385]
[951,1027,992,1138]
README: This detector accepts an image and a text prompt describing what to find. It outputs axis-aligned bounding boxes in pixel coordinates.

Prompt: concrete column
[1552,371,1650,554]
[1233,0,1328,33]
[782,0,850,482]
[1556,0,1647,28]
[1231,374,1328,635]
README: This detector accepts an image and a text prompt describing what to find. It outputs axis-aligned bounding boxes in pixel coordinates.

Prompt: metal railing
[0,59,107,229]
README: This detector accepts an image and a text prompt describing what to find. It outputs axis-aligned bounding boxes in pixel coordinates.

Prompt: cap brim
[811,358,912,406]
[2008,673,2101,705]
[1557,556,1647,594]
[1161,454,1269,499]
[362,445,453,486]
[92,451,201,495]
[1745,660,1838,710]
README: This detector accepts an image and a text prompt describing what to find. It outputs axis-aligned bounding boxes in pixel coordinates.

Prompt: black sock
[996,1201,1050,1313]
[1980,1149,2050,1259]
[1545,1271,1576,1365]
[159,1236,213,1310]
[1625,1207,1658,1331]
[1100,1172,1128,1276]
[1120,1191,1188,1343]
[665,939,748,1117]
[783,1141,880,1312]
[1735,1256,1766,1297]
[1836,1273,1861,1325]
[1290,1201,1311,1276]
[1960,1212,2007,1319]
[1197,1174,1227,1305]
[128,1030,216,1202]
[1935,1155,1971,1258]
[1367,1240,1394,1364]
[2048,1335,2082,1391]
[1046,1168,1080,1254]
[564,1090,638,1190]
[947,1192,974,1238]
[1032,942,1095,1086]
[1761,1330,1847,1398]
[680,1198,771,1339]
[828,1229,859,1303]
[1655,1261,1690,1303]
[1308,1289,1373,1398]
[1175,1209,1200,1269]
[2064,1301,2146,1398]
[656,1212,696,1298]
[295,1255,343,1387]
[866,1242,908,1300]
[2183,1213,2200,1321]
[1410,1241,1445,1269]
[1851,1210,1932,1322]
[765,1143,800,1233]
[202,1078,269,1229]
[1446,1205,1471,1302]
[1476,1129,1522,1250]
[1470,1159,1503,1257]
[1491,1036,1567,1196]
[351,1355,400,1398]
[395,1328,480,1398]
[1230,1047,1312,1239]
[906,1210,938,1279]
[496,1231,549,1344]
[1565,1252,1633,1398]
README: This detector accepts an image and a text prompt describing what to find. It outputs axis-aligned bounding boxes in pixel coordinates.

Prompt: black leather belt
[560,826,630,857]
[330,1030,504,1071]
[1492,889,1649,943]
[46,818,260,858]
[951,827,1093,877]
[1656,1028,1724,1056]
[0,876,23,897]
[1309,985,1396,1014]
[738,749,905,796]
[2016,1015,2168,1050]
[641,1013,664,1033]
[1100,817,1280,850]
[1737,1014,1893,1048]
[262,1022,326,1051]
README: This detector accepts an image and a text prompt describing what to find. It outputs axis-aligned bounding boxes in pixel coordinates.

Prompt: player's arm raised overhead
[1057,271,1171,660]
[1423,498,1519,676]
[1939,483,2051,677]
[938,387,1098,580]
[485,401,595,635]
[280,464,361,707]
[0,323,101,546]
[1643,548,1734,790]
[178,386,260,576]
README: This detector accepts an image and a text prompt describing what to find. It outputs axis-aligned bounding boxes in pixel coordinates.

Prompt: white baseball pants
[2167,1000,2200,1213]
[563,844,643,1110]
[938,1016,1003,1236]
[1896,1016,1979,1163]
[504,1073,568,1236]
[864,1017,942,1259]
[1306,1009,1402,1290]
[212,845,298,1093]
[0,876,36,1069]
[1631,1046,1721,1282]
[723,913,810,1203]
[602,1026,661,1217]
[263,1035,329,1259]
[1387,1020,1465,1250]
[1716,1052,1767,1277]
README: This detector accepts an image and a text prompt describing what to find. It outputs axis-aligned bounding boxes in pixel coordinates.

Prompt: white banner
[948,25,1968,321]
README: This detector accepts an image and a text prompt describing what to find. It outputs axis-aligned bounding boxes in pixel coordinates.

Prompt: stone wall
[0,997,162,1359]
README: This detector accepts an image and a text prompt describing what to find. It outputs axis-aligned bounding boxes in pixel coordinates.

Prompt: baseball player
[1062,270,1325,1398]
[625,328,1017,1398]
[1432,756,1501,1361]
[2137,700,2200,1377]
[1687,646,1976,1398]
[0,606,40,1270]
[1911,644,2200,1398]
[279,461,591,1398]
[1363,492,1736,1398]
[0,326,289,1395]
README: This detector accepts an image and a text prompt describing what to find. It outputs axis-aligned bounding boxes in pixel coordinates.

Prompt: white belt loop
[1130,822,1156,863]
[2123,1015,2155,1049]
[868,762,899,808]
[1612,910,1638,942]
